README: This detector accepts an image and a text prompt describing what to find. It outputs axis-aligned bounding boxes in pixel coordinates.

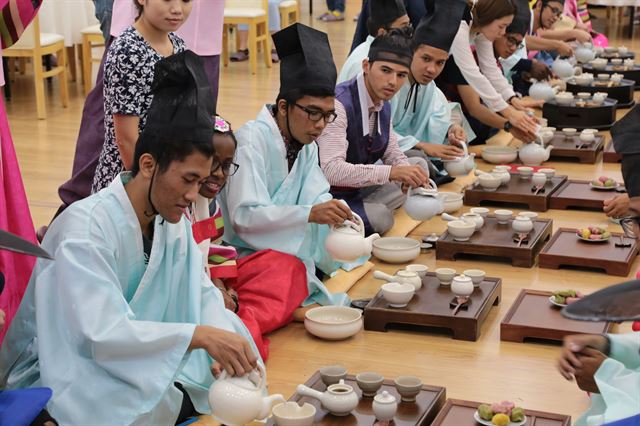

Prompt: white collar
[356,72,382,137]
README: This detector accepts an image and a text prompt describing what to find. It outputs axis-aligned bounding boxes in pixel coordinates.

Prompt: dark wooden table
[430,399,571,426]
[582,63,640,88]
[464,174,567,212]
[549,179,625,211]
[547,131,605,163]
[265,371,447,425]
[501,289,613,343]
[542,98,618,130]
[566,78,635,108]
[436,216,553,268]
[539,228,639,276]
[364,272,501,341]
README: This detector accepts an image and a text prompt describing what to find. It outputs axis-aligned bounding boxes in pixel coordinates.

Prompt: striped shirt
[317,74,409,188]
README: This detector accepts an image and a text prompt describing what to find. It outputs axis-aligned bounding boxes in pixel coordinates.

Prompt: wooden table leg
[628,6,635,39]
[452,323,479,341]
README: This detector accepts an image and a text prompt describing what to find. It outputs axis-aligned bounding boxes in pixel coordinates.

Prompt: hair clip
[214,115,231,133]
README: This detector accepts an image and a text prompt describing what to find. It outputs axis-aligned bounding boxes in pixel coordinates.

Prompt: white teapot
[552,57,580,79]
[575,43,596,63]
[442,141,474,176]
[529,80,557,101]
[208,364,285,426]
[404,179,444,221]
[325,212,380,263]
[519,138,553,166]
[297,379,359,416]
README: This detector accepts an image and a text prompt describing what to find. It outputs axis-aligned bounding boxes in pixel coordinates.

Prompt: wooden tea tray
[539,228,639,276]
[464,174,567,211]
[549,179,624,211]
[597,50,635,60]
[582,63,640,88]
[542,98,617,130]
[436,216,553,268]
[603,141,622,163]
[265,371,446,426]
[364,272,501,341]
[547,131,605,163]
[566,78,635,108]
[501,289,613,343]
[431,399,571,426]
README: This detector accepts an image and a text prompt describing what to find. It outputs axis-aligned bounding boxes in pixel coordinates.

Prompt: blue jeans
[327,0,345,12]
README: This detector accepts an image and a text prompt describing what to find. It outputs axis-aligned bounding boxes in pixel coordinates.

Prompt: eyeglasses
[546,5,563,17]
[619,216,640,238]
[211,160,239,177]
[505,36,524,50]
[293,103,338,123]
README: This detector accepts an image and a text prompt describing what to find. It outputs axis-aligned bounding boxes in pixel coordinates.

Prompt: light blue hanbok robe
[390,81,475,152]
[0,173,260,425]
[576,333,640,426]
[219,105,350,307]
[339,38,475,152]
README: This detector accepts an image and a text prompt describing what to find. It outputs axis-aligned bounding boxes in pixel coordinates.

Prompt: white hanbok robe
[0,173,260,425]
[338,37,475,152]
[219,106,350,307]
[576,333,640,426]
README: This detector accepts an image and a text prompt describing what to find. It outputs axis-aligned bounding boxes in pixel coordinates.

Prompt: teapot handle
[459,141,468,157]
[427,178,438,192]
[350,212,366,237]
[217,363,267,390]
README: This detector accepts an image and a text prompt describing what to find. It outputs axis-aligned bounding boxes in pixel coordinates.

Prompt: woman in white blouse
[449,0,539,140]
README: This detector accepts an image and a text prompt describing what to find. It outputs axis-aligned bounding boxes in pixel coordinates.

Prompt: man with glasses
[319,31,430,235]
[220,24,353,311]
[495,0,551,95]
[524,0,590,62]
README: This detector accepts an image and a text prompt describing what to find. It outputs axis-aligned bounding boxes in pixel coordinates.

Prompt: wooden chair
[80,24,105,96]
[4,15,69,119]
[279,0,299,28]
[223,0,272,75]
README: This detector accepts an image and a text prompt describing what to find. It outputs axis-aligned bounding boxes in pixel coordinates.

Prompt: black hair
[214,129,238,148]
[276,86,335,106]
[369,27,413,67]
[130,134,215,176]
[133,0,143,19]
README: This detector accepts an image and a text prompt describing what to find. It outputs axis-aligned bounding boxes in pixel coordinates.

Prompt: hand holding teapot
[390,163,430,188]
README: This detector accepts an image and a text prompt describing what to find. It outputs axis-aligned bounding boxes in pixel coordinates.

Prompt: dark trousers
[326,0,345,12]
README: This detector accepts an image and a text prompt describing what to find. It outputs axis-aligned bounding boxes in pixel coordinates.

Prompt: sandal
[230,49,249,62]
[323,11,345,21]
[271,49,280,63]
[317,11,331,20]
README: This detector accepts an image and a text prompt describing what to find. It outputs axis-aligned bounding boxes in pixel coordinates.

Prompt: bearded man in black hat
[0,51,260,425]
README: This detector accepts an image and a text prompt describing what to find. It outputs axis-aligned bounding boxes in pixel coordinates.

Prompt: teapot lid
[374,390,396,404]
[453,274,472,283]
[397,270,418,278]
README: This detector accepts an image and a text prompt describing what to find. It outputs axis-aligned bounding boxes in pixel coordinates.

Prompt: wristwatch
[503,121,513,133]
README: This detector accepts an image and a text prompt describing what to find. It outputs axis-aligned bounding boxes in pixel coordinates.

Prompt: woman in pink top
[53,0,224,222]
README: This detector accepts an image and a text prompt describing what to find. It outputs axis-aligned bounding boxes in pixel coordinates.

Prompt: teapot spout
[258,394,286,420]
[365,233,381,250]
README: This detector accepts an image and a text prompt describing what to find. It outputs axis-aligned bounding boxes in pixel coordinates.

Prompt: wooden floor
[5,1,640,423]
